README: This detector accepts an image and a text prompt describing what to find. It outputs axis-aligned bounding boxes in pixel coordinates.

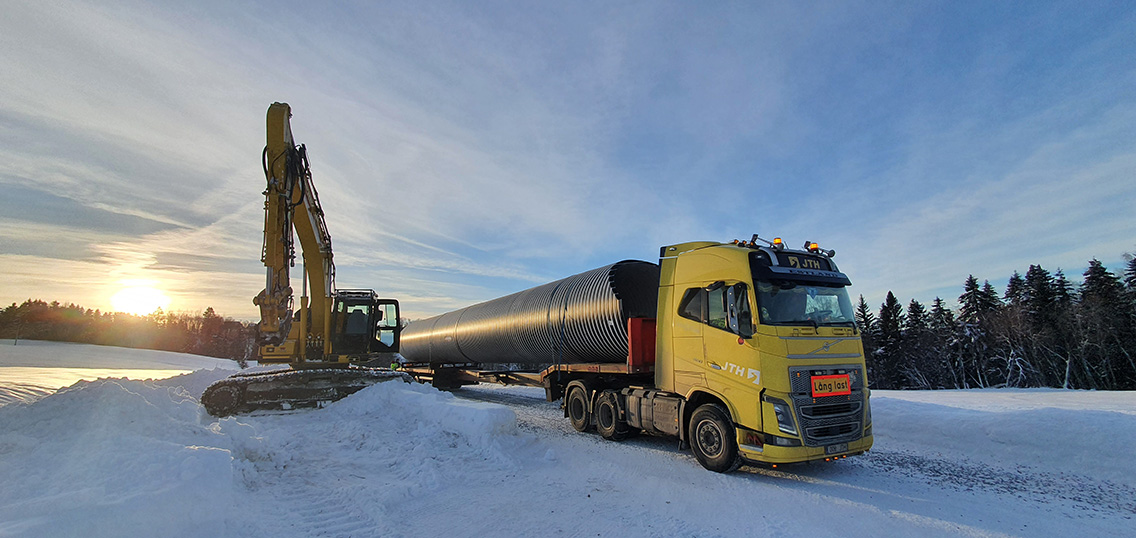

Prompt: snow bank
[0,372,236,538]
[329,380,517,441]
[873,389,1136,485]
[0,363,520,538]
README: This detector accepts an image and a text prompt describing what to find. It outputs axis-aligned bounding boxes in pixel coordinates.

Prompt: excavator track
[202,367,412,417]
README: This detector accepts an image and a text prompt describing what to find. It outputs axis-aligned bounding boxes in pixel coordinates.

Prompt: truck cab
[655,237,872,468]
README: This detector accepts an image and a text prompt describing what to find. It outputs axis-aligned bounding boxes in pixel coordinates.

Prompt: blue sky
[2,0,1134,320]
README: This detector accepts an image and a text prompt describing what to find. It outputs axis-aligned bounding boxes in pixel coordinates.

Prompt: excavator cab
[331,290,400,356]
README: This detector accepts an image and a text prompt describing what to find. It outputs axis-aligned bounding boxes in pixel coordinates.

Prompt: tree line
[5,252,1135,390]
[0,300,254,366]
[857,256,1136,390]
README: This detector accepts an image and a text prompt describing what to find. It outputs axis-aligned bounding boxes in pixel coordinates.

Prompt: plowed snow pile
[1,341,1134,538]
[0,375,234,537]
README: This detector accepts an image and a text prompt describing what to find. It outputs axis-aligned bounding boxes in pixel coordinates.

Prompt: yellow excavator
[202,103,407,416]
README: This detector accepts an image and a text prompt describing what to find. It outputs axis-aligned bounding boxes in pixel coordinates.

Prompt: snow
[1,341,1133,537]
[0,339,236,406]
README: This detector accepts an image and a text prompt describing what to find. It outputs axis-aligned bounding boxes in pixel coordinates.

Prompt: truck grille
[806,423,859,440]
[788,365,866,447]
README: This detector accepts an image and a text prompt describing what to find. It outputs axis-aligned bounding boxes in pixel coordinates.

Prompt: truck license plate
[811,374,851,397]
[825,443,848,455]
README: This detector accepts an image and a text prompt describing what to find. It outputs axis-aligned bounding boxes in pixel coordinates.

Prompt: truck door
[673,287,707,395]
[701,282,761,397]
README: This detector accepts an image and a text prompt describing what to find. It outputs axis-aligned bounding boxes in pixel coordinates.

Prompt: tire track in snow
[852,448,1136,515]
[239,451,391,538]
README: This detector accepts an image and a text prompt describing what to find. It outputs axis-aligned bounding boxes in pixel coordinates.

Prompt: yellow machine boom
[203,103,405,416]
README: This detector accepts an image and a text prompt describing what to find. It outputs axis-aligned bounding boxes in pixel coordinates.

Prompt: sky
[1,0,1134,321]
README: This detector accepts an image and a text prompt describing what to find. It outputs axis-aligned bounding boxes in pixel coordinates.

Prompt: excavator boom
[203,103,405,417]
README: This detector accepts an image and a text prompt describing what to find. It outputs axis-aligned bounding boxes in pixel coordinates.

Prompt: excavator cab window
[373,300,400,351]
[344,305,370,335]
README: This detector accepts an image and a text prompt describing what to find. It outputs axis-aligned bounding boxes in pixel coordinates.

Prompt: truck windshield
[755,280,855,327]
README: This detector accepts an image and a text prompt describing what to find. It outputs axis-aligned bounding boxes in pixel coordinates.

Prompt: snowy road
[2,342,1133,538]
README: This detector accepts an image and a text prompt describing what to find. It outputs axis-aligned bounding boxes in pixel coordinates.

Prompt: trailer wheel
[566,385,592,432]
[595,391,630,441]
[689,404,742,473]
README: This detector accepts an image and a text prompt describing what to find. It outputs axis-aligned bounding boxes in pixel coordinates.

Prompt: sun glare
[111,285,171,316]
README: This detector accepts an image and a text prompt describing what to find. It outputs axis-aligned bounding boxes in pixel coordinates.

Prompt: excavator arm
[202,103,407,416]
[254,102,336,361]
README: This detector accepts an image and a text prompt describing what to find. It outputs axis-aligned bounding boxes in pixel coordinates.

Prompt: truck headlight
[762,395,798,436]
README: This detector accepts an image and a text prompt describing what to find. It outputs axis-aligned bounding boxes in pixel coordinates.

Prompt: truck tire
[595,391,630,441]
[566,385,592,432]
[689,404,742,473]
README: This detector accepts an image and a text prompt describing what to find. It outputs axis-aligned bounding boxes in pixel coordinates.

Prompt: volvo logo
[809,340,838,355]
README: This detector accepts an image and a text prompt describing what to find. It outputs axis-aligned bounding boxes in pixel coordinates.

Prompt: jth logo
[724,362,761,385]
[788,256,822,269]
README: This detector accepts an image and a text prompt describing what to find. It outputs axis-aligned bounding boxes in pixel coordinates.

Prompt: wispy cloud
[1,1,1134,322]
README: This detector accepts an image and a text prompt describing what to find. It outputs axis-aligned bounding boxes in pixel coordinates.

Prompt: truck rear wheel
[566,385,592,432]
[595,391,630,441]
[689,404,742,473]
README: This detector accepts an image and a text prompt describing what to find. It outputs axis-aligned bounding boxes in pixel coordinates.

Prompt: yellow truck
[400,235,873,472]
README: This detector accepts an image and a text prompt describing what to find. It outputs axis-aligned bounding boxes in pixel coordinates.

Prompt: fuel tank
[400,260,659,365]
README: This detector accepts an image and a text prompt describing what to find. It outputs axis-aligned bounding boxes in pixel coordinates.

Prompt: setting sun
[110,285,171,316]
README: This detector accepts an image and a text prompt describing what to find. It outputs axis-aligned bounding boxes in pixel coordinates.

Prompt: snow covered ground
[0,339,234,406]
[1,341,1133,537]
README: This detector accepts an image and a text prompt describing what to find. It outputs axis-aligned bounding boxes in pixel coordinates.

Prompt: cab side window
[678,288,705,323]
[707,287,728,330]
[678,284,754,337]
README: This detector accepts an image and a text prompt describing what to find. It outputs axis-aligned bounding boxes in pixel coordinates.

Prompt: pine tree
[1023,265,1055,324]
[956,277,1001,388]
[1053,269,1075,308]
[900,299,935,388]
[958,275,983,325]
[905,299,928,333]
[855,294,879,338]
[1123,256,1136,330]
[875,292,905,388]
[856,295,881,387]
[879,292,905,349]
[1004,271,1026,306]
[930,297,961,388]
[1078,260,1136,388]
[979,280,1003,314]
[1123,256,1136,292]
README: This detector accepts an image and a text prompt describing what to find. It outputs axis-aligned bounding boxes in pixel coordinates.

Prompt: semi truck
[399,236,873,472]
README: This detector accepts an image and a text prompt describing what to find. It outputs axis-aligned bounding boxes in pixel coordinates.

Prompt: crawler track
[201,367,411,416]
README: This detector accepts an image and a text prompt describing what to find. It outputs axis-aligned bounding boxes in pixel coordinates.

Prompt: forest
[0,300,254,367]
[859,256,1136,390]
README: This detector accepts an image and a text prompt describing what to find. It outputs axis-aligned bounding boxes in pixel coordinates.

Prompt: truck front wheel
[566,385,592,432]
[689,404,742,473]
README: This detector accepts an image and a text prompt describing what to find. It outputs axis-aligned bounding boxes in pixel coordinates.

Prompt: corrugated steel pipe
[400,260,659,366]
